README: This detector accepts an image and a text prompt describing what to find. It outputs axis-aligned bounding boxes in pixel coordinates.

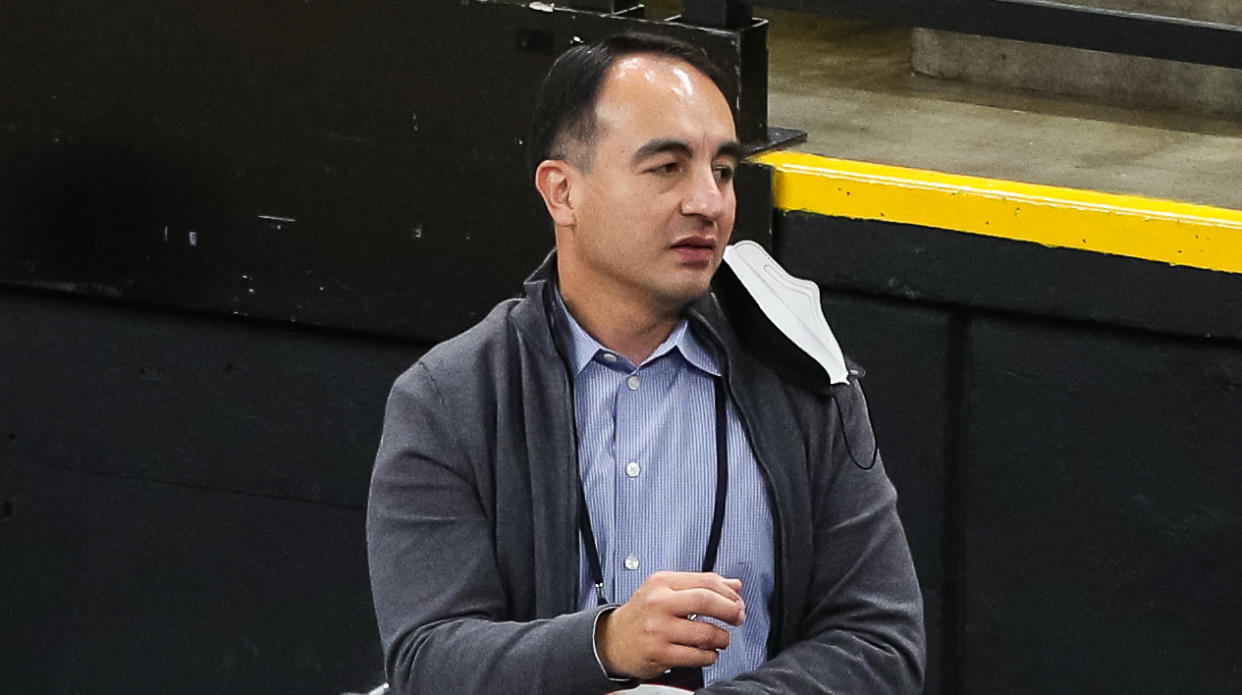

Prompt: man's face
[560,53,740,314]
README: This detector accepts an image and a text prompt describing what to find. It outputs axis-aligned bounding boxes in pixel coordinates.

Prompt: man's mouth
[671,236,717,264]
[672,236,716,251]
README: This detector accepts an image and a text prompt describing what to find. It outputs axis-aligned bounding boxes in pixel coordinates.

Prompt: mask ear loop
[832,384,880,471]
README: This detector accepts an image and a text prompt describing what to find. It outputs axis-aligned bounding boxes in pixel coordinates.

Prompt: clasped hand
[595,571,746,680]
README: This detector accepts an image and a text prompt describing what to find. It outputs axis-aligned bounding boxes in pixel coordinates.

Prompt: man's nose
[680,164,729,220]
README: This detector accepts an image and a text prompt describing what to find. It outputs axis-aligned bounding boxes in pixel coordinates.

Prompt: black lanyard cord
[577,481,609,605]
[701,376,729,573]
[577,376,730,606]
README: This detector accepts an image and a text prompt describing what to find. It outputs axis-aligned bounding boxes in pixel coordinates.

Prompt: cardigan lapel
[513,256,583,616]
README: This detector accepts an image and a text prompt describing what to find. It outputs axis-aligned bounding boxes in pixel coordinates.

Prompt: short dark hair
[528,32,734,172]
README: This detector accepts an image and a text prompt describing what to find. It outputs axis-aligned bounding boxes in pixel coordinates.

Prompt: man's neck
[558,278,682,366]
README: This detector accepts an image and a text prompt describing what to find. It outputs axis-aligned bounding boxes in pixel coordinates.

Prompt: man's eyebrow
[631,138,745,164]
[716,140,743,162]
[632,138,692,164]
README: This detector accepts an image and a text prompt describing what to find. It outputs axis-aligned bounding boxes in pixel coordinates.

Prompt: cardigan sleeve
[365,361,627,695]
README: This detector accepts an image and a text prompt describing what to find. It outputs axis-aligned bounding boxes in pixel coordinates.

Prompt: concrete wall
[912,0,1242,115]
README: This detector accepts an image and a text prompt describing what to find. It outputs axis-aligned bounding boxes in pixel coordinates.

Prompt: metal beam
[682,0,755,29]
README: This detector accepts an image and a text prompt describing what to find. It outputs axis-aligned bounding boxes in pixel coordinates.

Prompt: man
[367,33,924,693]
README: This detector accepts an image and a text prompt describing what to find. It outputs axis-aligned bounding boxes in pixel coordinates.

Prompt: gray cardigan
[367,256,925,693]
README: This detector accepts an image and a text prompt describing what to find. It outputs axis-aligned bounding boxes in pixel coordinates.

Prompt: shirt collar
[554,290,720,377]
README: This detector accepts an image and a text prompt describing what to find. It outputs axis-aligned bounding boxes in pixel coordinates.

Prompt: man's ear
[534,159,577,227]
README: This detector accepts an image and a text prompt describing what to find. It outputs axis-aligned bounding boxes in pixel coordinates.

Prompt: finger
[663,587,746,626]
[654,642,724,670]
[651,571,743,603]
[666,618,732,651]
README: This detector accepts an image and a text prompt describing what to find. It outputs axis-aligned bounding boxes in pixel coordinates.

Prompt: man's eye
[715,165,736,183]
[648,161,680,175]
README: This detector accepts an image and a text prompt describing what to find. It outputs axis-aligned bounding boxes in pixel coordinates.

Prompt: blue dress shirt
[562,300,775,684]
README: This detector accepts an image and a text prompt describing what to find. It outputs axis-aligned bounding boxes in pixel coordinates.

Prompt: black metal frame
[750,0,1242,69]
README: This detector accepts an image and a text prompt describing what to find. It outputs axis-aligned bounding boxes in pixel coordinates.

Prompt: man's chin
[658,278,715,310]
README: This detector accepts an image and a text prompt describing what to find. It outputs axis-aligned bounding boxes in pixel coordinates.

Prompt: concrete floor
[757,11,1242,210]
[647,1,1242,211]
[759,11,1242,210]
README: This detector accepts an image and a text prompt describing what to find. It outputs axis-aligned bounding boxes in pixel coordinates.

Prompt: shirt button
[601,352,617,363]
[626,375,640,391]
[624,555,640,571]
[625,461,641,477]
